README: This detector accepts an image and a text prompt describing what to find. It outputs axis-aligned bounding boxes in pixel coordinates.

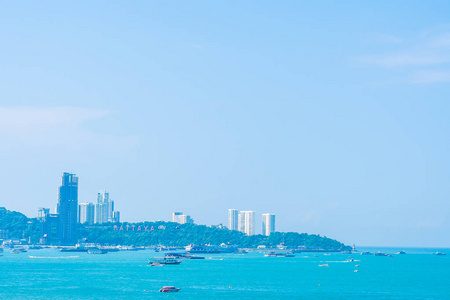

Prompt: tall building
[262,213,276,236]
[57,172,78,245]
[95,190,109,224]
[107,198,115,222]
[172,212,183,223]
[37,207,50,221]
[112,211,120,223]
[228,209,239,231]
[238,211,255,236]
[179,214,194,224]
[79,203,95,224]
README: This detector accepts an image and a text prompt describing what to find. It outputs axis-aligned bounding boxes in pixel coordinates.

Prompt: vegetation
[0,207,350,250]
[0,207,41,243]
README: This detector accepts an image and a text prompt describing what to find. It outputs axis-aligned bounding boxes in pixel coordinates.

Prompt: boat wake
[29,256,79,259]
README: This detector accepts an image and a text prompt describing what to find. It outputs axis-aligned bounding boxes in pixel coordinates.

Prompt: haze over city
[1,1,450,248]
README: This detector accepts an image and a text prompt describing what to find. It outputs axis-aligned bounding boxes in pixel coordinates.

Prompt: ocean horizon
[1,246,448,299]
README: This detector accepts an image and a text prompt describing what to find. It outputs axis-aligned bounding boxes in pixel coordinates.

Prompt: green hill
[0,207,350,250]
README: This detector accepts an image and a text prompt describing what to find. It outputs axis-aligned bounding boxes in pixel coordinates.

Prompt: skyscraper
[179,214,194,224]
[172,212,183,223]
[37,207,50,221]
[95,190,109,224]
[262,213,276,236]
[79,203,95,224]
[238,211,255,236]
[112,211,120,223]
[57,172,78,245]
[228,209,239,231]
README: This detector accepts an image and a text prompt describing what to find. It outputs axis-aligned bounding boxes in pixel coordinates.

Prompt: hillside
[0,207,350,250]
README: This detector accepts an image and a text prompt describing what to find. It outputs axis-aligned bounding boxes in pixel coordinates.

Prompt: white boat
[319,264,329,267]
[149,256,182,266]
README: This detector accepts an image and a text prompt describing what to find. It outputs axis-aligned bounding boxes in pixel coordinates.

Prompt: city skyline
[1,1,450,247]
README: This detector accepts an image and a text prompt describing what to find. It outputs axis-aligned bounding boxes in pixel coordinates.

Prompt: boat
[28,245,42,250]
[185,244,220,254]
[165,253,205,259]
[159,286,180,293]
[149,256,182,266]
[264,252,295,257]
[11,247,27,253]
[396,250,406,255]
[360,251,373,255]
[87,247,107,254]
[319,264,329,267]
[60,244,87,252]
[434,252,446,256]
[374,252,388,256]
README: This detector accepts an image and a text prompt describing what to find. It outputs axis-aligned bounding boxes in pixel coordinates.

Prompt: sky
[1,1,450,247]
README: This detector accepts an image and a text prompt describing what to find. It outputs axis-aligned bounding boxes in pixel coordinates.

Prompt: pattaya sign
[113,225,166,232]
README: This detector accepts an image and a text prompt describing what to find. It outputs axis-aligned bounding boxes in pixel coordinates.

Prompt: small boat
[159,286,180,293]
[360,251,373,255]
[319,264,329,267]
[149,256,182,266]
[347,258,354,262]
[396,251,406,255]
[374,252,388,256]
[434,252,446,256]
[355,264,360,267]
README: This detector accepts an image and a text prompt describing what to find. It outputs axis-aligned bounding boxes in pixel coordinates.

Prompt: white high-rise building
[95,190,109,224]
[179,214,194,224]
[262,213,276,236]
[95,190,119,224]
[79,203,95,224]
[172,212,183,223]
[228,209,239,231]
[238,211,255,236]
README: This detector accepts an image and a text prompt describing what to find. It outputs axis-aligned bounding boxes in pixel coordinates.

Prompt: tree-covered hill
[79,222,350,250]
[0,207,350,250]
[0,207,40,242]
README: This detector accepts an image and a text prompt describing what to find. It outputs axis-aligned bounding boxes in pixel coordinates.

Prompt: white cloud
[358,53,449,68]
[411,70,450,83]
[0,106,137,153]
[357,29,450,83]
[0,107,109,137]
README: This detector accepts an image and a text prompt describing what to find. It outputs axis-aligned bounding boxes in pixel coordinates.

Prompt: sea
[0,247,449,299]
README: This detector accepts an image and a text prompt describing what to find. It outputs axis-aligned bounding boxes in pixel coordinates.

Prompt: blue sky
[1,1,450,247]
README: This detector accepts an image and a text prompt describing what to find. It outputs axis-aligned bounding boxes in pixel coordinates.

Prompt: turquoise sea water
[0,247,449,299]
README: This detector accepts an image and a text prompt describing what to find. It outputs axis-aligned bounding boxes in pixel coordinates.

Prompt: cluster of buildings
[172,212,194,224]
[35,172,275,245]
[171,209,276,236]
[39,172,120,245]
[228,209,275,236]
